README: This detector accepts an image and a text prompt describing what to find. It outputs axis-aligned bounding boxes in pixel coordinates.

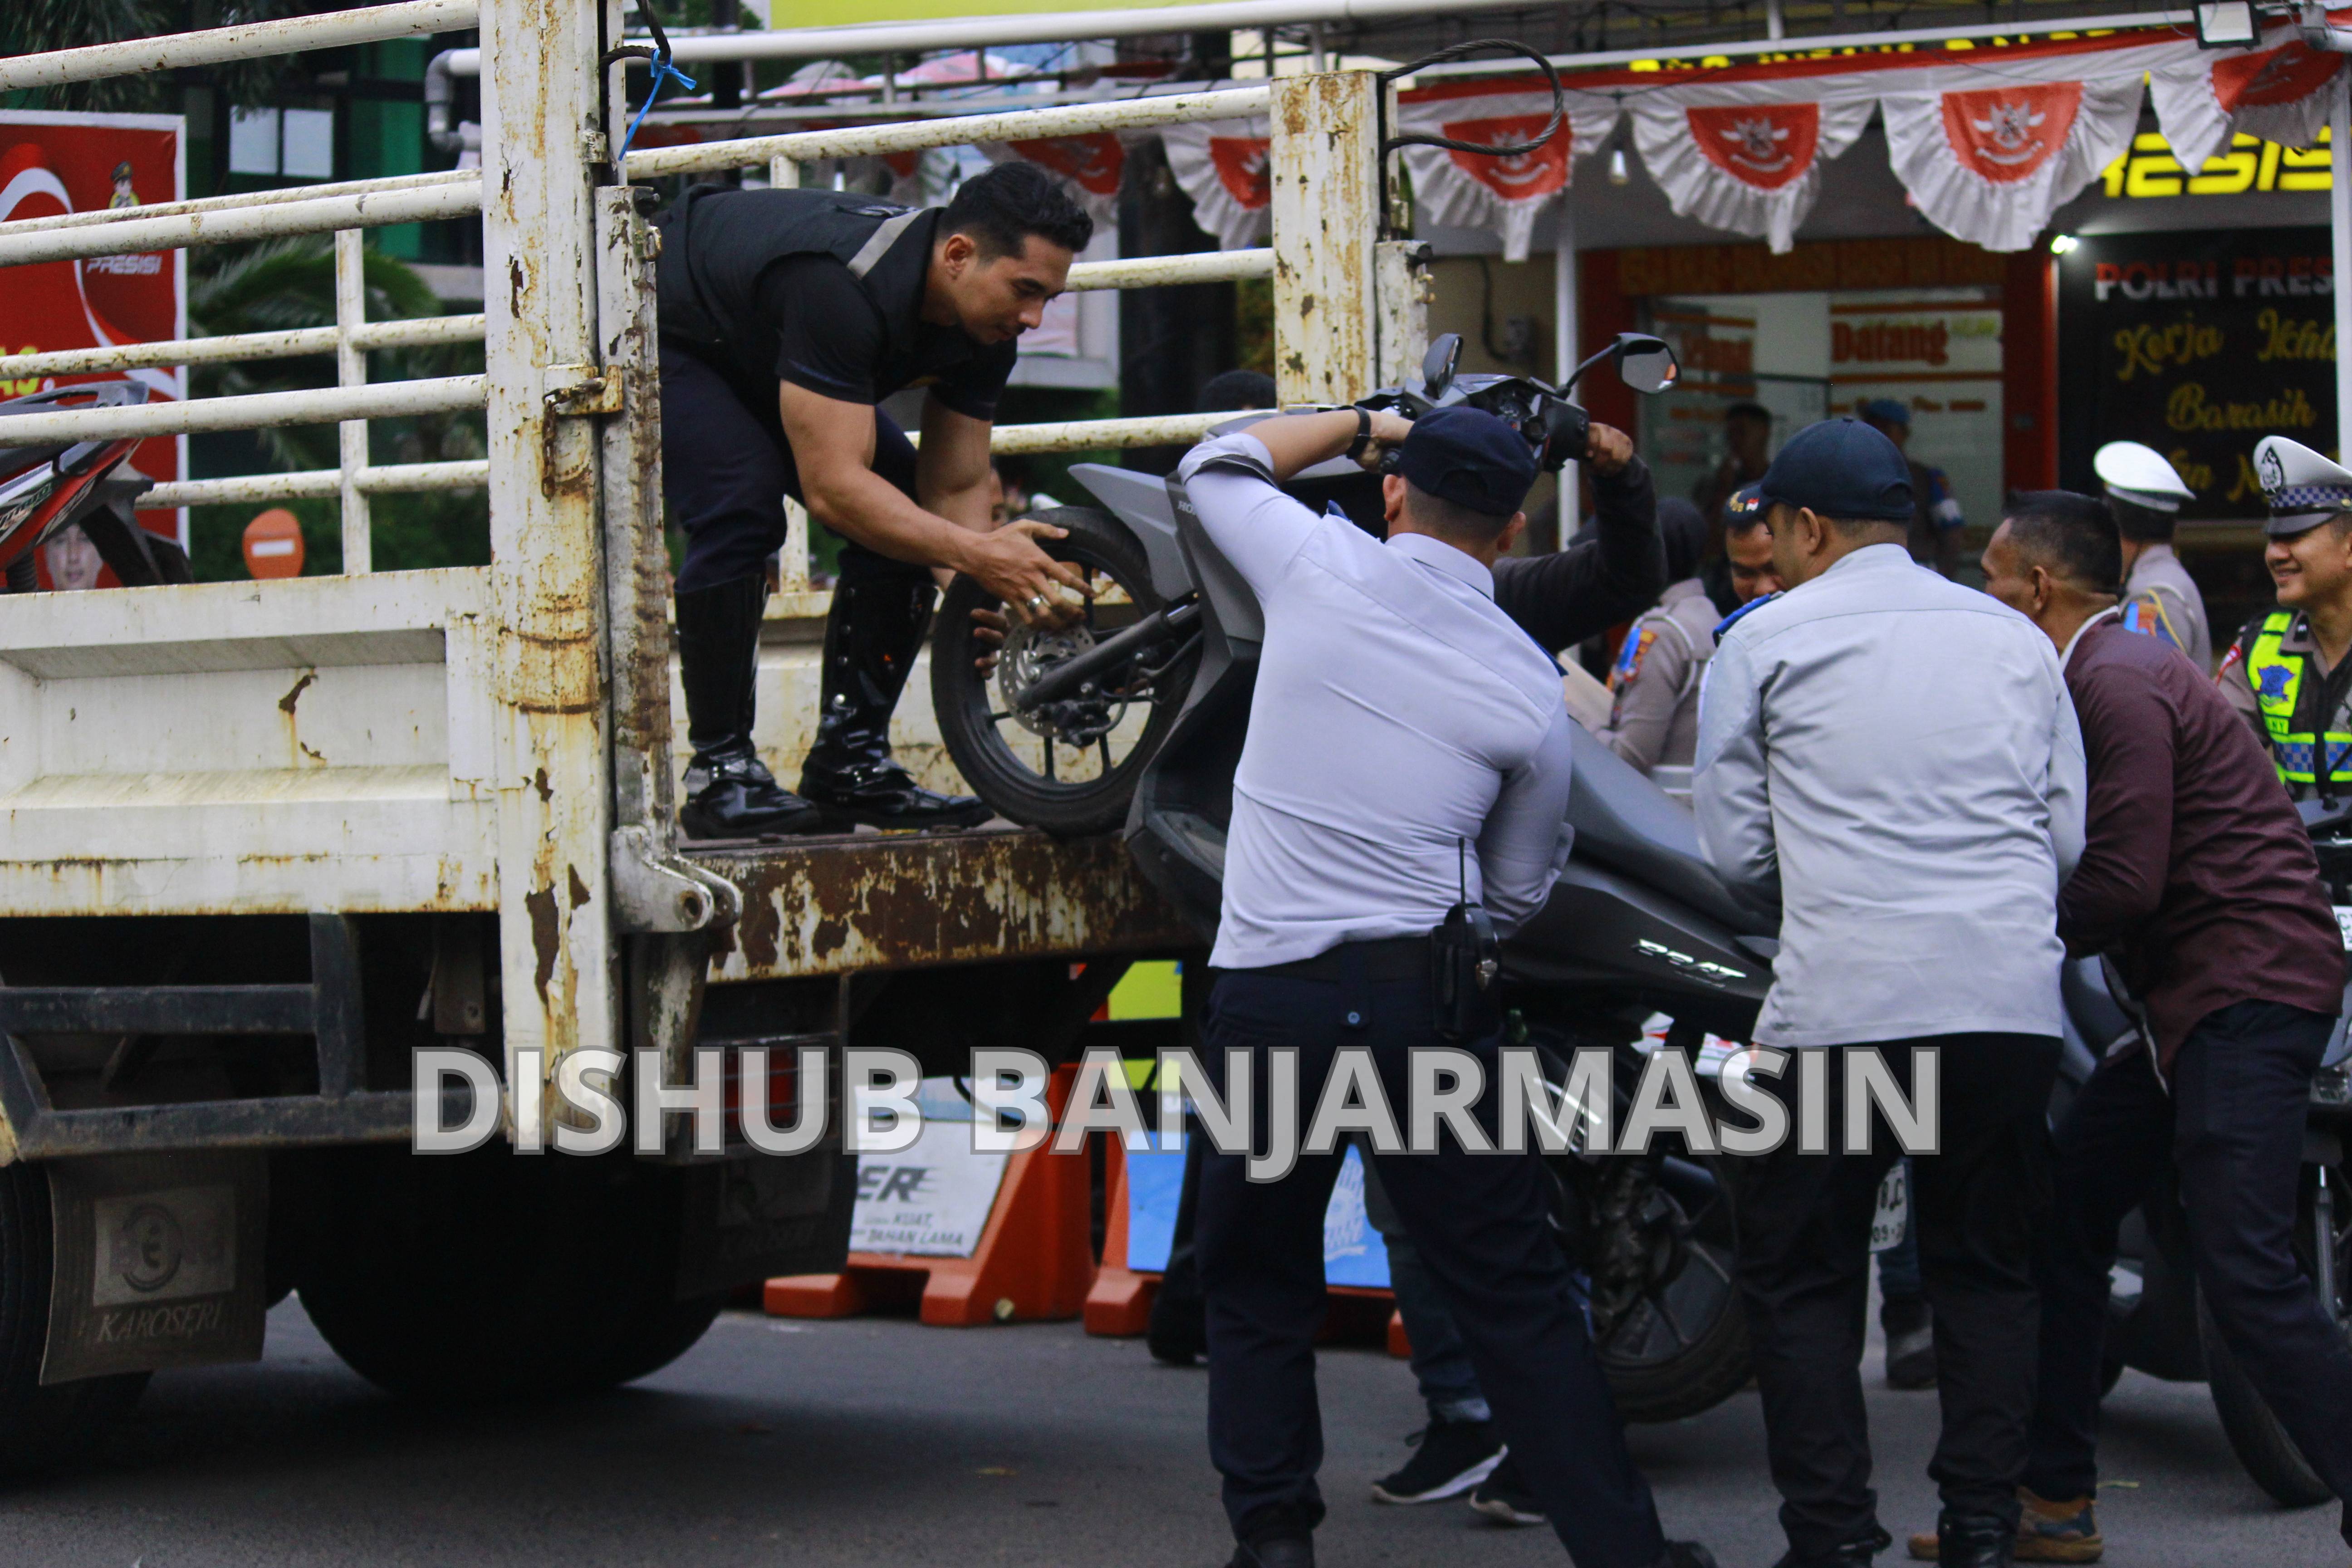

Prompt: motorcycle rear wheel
[932,506,1198,838]
[2197,1153,2350,1508]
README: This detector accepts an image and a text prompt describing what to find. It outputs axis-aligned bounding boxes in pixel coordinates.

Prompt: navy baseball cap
[1858,397,1911,427]
[1399,406,1539,519]
[1757,418,1914,523]
[1724,480,1766,527]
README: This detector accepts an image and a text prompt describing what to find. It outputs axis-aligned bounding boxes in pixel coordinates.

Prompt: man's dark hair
[1725,401,1771,424]
[2108,494,2177,545]
[943,162,1094,259]
[1404,482,1515,544]
[1200,368,1277,412]
[2005,489,2122,596]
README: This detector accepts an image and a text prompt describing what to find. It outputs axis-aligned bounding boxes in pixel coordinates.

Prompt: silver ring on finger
[1025,594,1049,615]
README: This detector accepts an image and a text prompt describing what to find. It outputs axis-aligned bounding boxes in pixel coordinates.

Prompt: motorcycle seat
[1564,726,1777,937]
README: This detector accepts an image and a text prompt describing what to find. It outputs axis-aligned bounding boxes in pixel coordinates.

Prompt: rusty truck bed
[686,828,1196,983]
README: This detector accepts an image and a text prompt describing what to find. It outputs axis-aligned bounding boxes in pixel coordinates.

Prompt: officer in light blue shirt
[1176,406,1714,1568]
[1695,417,2083,1568]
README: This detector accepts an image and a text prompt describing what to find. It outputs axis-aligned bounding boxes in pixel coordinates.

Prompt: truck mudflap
[42,1152,267,1384]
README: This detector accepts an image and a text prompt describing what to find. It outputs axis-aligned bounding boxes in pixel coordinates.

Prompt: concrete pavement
[0,1298,2341,1567]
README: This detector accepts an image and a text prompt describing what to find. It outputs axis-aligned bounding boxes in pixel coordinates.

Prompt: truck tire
[0,1163,149,1475]
[299,1144,710,1403]
[598,1292,727,1389]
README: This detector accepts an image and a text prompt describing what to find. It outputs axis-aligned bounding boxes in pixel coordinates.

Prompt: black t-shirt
[747,253,1016,420]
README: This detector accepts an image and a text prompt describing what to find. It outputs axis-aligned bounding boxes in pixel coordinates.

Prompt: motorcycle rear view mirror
[1421,332,1463,397]
[1563,332,1681,395]
[1615,334,1679,395]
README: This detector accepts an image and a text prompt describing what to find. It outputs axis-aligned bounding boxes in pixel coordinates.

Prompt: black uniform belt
[1258,936,1428,984]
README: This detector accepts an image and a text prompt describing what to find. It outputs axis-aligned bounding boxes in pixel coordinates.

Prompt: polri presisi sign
[0,111,186,582]
[2056,225,2335,519]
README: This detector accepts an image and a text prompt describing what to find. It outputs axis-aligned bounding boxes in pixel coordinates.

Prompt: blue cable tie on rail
[618,54,698,165]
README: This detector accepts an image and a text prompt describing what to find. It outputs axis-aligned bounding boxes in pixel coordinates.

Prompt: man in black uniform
[655,162,1095,838]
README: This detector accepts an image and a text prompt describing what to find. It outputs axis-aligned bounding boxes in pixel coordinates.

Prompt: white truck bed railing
[0,54,1279,565]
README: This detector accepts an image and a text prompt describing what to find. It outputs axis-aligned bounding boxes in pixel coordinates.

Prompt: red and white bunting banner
[1161,114,1273,250]
[2151,26,2342,174]
[1629,86,1874,254]
[1881,66,2148,252]
[1396,81,1618,261]
[977,132,1127,223]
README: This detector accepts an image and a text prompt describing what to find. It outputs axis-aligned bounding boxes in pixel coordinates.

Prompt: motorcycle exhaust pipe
[1014,597,1199,711]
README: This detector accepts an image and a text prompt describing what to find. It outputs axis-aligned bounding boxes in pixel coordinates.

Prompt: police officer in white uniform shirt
[2094,440,2210,668]
[1175,405,1715,1568]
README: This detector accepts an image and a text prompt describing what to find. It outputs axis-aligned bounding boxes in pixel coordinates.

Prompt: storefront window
[1639,287,2005,547]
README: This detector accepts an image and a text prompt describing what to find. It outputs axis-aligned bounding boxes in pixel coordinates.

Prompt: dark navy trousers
[657,341,930,597]
[2026,1000,2352,1543]
[1194,962,1668,1568]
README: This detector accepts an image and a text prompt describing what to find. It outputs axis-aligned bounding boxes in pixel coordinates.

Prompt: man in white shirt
[1179,407,1714,1568]
[1695,418,2085,1568]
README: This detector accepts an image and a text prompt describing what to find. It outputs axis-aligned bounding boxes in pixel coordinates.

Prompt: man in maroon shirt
[1954,490,2352,1564]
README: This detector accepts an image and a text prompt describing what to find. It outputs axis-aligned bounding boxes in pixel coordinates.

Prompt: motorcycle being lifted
[0,383,195,592]
[931,333,1773,1422]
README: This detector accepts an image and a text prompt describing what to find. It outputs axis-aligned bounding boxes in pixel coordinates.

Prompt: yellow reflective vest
[2244,609,2352,789]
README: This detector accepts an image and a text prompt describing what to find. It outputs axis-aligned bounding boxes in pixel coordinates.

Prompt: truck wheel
[597,1292,726,1388]
[0,1163,149,1475]
[299,1144,694,1404]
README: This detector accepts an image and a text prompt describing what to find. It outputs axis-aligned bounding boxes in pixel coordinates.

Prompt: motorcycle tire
[2199,1281,2337,1506]
[932,505,1198,838]
[1554,1144,1753,1425]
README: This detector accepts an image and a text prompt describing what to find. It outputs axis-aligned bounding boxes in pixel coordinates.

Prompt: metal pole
[1765,0,1786,40]
[442,6,2197,74]
[334,229,372,574]
[770,154,813,596]
[2335,71,2352,456]
[479,0,620,1097]
[1269,71,1383,404]
[0,0,480,93]
[1554,203,1580,543]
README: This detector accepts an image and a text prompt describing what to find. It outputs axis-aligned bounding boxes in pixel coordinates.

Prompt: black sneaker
[1370,1415,1502,1504]
[1468,1452,1545,1525]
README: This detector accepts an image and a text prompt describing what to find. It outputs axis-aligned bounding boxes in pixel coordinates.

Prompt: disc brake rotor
[996,612,1129,746]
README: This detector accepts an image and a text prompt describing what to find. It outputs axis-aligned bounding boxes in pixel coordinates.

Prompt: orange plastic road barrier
[766,1063,1095,1327]
[1082,1137,1156,1335]
[1080,1135,1403,1346]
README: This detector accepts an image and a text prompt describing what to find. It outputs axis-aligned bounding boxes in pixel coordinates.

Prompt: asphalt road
[1,1296,2344,1568]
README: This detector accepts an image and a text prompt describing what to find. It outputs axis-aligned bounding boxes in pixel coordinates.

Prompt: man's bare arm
[917,393,996,534]
[781,382,1083,622]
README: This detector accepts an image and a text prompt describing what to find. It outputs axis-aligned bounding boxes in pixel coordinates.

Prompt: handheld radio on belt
[1432,839,1502,1040]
